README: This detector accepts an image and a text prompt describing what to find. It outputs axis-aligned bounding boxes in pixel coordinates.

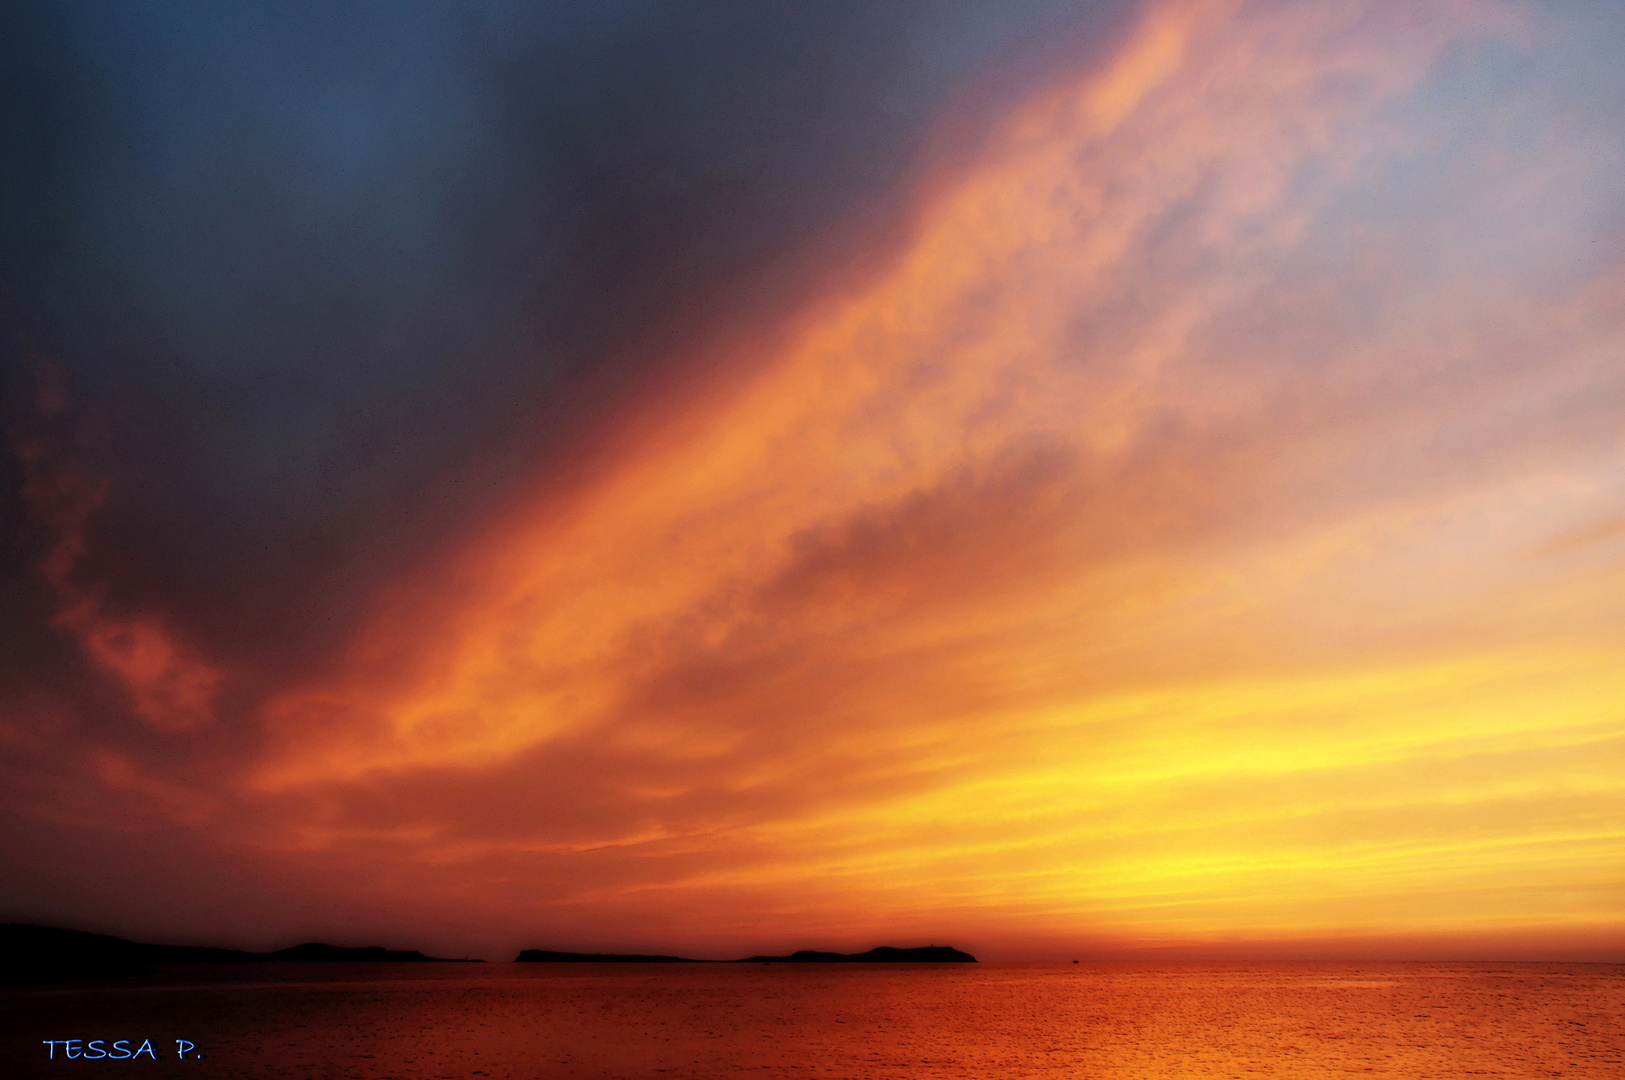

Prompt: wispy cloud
[5,0,1622,956]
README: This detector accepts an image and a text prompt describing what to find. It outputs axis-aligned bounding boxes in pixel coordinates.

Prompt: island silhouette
[738,946,976,963]
[516,945,976,963]
[3,923,974,981]
[2,923,479,982]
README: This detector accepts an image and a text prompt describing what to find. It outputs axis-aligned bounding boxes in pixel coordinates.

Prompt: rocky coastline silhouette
[3,923,974,983]
[515,945,976,963]
[1,923,479,982]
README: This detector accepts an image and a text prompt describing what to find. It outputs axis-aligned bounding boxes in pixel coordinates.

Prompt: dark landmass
[1,924,480,982]
[515,944,976,963]
[3,923,973,982]
[738,946,977,963]
[515,949,700,963]
[271,943,476,963]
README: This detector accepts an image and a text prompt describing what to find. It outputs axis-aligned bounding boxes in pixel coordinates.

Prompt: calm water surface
[4,961,1621,1079]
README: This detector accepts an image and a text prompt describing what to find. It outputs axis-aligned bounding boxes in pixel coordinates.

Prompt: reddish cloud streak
[4,0,1623,960]
[16,369,221,734]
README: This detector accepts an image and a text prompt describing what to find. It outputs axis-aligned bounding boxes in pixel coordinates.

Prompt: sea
[4,961,1621,1079]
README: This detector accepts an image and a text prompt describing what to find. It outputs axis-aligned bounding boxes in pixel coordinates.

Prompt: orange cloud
[79,0,1619,953]
[16,371,222,734]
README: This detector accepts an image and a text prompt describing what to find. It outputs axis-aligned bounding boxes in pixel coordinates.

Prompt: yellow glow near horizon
[222,0,1625,953]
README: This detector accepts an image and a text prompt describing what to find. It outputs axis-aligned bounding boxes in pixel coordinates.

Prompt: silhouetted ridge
[515,949,700,963]
[738,946,976,963]
[510,941,975,961]
[1,924,477,982]
[271,943,465,963]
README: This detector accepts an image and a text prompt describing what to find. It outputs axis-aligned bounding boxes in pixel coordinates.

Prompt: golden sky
[8,0,1624,959]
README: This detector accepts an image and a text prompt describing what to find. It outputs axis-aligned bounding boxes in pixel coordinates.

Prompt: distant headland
[1,924,480,982]
[516,945,976,963]
[739,946,976,963]
[1,923,975,982]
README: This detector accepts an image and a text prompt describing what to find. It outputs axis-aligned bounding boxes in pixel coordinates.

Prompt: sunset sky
[2,0,1622,962]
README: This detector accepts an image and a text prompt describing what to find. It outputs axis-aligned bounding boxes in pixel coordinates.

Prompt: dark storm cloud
[1,0,1124,698]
